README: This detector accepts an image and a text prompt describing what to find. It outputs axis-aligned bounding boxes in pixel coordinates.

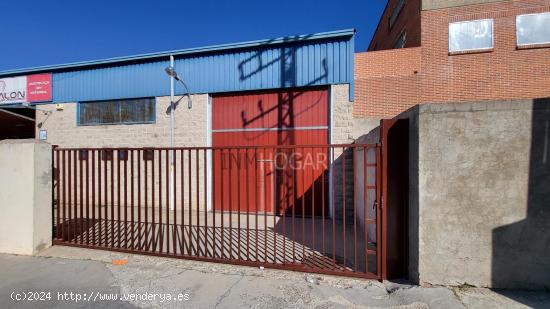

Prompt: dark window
[394,31,407,49]
[143,149,155,161]
[389,0,406,29]
[101,150,113,161]
[79,150,88,161]
[78,98,155,126]
[118,149,128,161]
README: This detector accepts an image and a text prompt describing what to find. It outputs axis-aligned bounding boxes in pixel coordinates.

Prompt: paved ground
[0,247,549,308]
[56,214,376,273]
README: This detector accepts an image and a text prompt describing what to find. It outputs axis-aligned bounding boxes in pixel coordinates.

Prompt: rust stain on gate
[52,144,384,280]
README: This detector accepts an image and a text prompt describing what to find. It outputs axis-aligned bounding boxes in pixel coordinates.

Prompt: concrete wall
[403,99,550,289]
[422,0,512,10]
[0,140,52,255]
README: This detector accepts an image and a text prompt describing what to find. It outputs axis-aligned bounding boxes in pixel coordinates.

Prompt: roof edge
[0,29,356,77]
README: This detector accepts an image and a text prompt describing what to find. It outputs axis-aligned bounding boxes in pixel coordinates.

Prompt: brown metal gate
[52,144,383,279]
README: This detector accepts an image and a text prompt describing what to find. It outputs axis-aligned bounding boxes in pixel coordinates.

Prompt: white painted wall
[0,140,52,255]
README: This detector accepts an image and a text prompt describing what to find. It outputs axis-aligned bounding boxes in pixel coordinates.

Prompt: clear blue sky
[0,0,386,72]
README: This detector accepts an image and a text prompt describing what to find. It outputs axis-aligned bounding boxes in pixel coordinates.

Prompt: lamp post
[165,55,192,211]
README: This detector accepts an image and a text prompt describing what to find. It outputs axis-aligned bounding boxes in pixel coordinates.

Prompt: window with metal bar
[78,98,155,126]
[394,31,407,49]
[389,0,406,29]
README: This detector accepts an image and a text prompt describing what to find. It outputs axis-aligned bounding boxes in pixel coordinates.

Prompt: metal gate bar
[52,144,382,279]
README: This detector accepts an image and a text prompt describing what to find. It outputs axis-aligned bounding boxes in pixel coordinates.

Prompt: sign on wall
[38,129,48,141]
[0,73,52,105]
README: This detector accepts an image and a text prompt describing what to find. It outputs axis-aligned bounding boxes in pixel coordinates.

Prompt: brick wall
[355,0,550,118]
[421,0,550,103]
[354,48,422,118]
[369,0,421,51]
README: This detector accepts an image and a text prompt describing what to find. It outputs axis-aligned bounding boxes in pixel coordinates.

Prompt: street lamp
[165,65,192,109]
[165,55,193,211]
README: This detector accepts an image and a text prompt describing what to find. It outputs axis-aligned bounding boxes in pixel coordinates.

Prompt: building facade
[0,30,356,147]
[0,30,388,280]
[368,0,422,51]
[355,0,550,118]
[0,30,358,219]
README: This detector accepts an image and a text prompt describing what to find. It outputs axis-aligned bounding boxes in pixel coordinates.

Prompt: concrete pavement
[0,246,548,308]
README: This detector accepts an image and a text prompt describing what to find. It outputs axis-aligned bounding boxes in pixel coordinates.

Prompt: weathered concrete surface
[0,254,136,309]
[0,140,52,255]
[421,0,513,10]
[402,99,550,289]
[353,118,380,143]
[1,246,548,308]
[0,246,535,308]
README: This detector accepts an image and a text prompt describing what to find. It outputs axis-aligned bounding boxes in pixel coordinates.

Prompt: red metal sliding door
[212,88,329,216]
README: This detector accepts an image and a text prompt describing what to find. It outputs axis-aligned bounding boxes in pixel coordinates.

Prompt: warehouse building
[0,30,381,280]
[0,29,356,148]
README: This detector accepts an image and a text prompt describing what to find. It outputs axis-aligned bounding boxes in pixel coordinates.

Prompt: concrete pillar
[0,140,52,255]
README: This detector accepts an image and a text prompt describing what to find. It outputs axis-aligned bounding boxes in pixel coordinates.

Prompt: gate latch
[375,197,383,210]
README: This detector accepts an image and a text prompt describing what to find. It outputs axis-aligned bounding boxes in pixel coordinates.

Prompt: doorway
[381,118,409,279]
[0,107,35,140]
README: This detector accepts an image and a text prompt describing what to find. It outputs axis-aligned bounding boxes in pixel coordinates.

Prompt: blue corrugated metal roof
[0,29,355,77]
[1,29,356,102]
